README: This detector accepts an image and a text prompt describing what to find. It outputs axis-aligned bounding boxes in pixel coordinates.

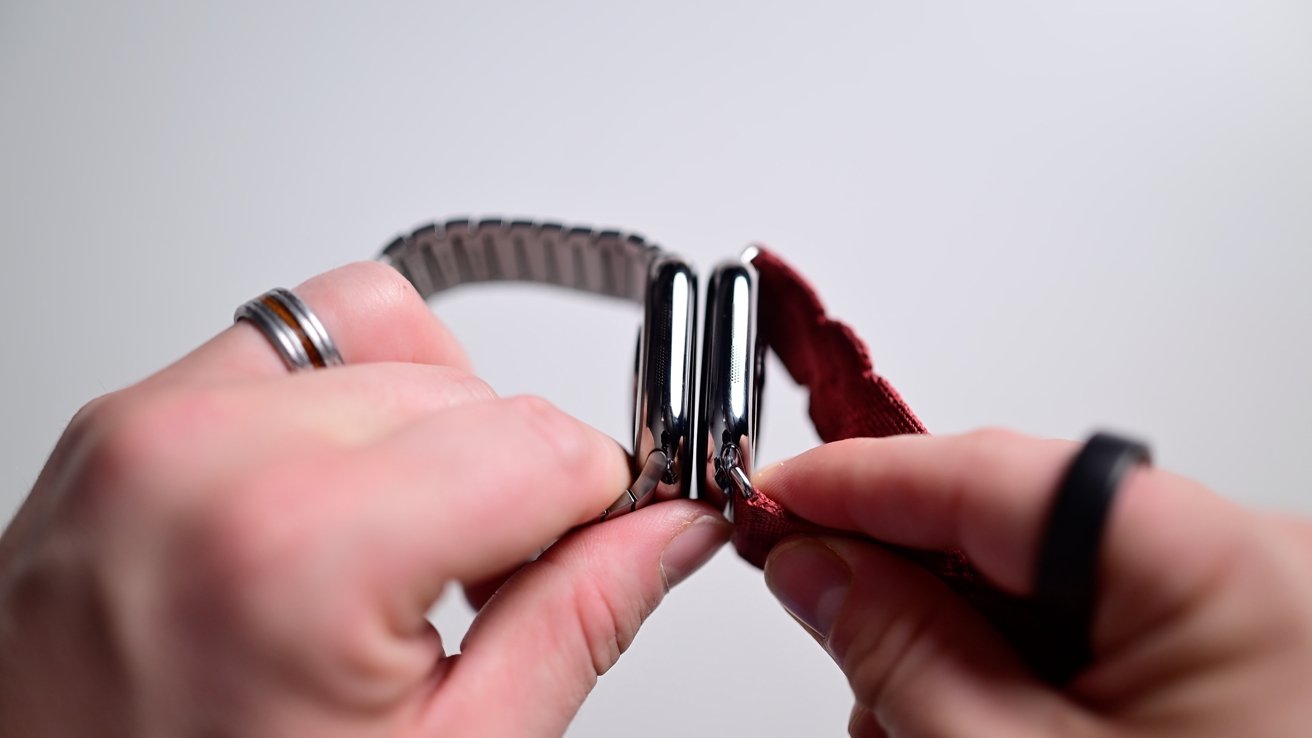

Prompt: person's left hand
[0,262,730,738]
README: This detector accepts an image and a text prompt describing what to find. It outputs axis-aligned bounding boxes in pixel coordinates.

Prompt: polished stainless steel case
[696,249,763,514]
[610,257,698,518]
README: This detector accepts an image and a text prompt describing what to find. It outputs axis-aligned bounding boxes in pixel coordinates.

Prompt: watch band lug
[600,449,670,521]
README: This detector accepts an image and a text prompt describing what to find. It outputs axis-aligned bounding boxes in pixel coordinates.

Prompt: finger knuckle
[48,390,129,474]
[576,586,627,677]
[951,427,1032,488]
[73,391,224,511]
[65,391,122,439]
[843,606,942,720]
[961,426,1026,451]
[563,561,648,677]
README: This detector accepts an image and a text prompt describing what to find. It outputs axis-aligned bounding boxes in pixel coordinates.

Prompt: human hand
[759,430,1312,737]
[0,262,730,738]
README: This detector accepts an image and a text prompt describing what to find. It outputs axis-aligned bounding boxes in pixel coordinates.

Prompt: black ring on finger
[1032,431,1151,684]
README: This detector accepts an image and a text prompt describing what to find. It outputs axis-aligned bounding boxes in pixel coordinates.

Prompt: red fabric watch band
[732,248,928,568]
[738,249,1052,677]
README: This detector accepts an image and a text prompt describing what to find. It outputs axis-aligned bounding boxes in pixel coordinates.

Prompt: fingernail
[661,515,731,589]
[765,539,851,640]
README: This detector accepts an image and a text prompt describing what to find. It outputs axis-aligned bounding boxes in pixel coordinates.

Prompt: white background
[2,2,1310,735]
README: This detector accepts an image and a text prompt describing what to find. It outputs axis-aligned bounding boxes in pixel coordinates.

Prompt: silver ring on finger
[234,288,345,372]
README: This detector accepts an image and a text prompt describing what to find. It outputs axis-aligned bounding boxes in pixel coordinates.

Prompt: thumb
[422,501,729,738]
[766,536,1100,738]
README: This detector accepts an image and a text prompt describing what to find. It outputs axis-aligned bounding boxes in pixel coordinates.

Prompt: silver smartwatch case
[697,250,764,513]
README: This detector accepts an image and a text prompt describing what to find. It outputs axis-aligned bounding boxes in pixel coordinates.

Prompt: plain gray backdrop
[2,2,1310,735]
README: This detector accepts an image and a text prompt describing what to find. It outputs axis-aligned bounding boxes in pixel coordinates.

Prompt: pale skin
[759,434,1312,737]
[0,262,731,737]
[1,263,1309,737]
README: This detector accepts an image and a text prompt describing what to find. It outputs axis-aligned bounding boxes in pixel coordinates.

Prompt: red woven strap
[732,248,926,567]
[752,248,927,442]
[737,248,1056,678]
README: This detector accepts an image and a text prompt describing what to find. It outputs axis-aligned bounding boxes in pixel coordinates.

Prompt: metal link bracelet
[378,217,703,521]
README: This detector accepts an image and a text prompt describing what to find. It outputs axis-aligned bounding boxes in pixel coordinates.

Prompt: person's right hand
[758,431,1312,737]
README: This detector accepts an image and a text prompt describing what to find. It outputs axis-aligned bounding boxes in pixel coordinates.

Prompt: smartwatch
[378,218,698,521]
[380,219,1097,689]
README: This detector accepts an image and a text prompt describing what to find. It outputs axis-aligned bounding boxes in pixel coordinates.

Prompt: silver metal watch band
[379,218,662,304]
[377,216,697,522]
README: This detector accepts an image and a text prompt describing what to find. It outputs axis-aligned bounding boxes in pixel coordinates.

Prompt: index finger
[334,395,633,605]
[753,430,1248,607]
